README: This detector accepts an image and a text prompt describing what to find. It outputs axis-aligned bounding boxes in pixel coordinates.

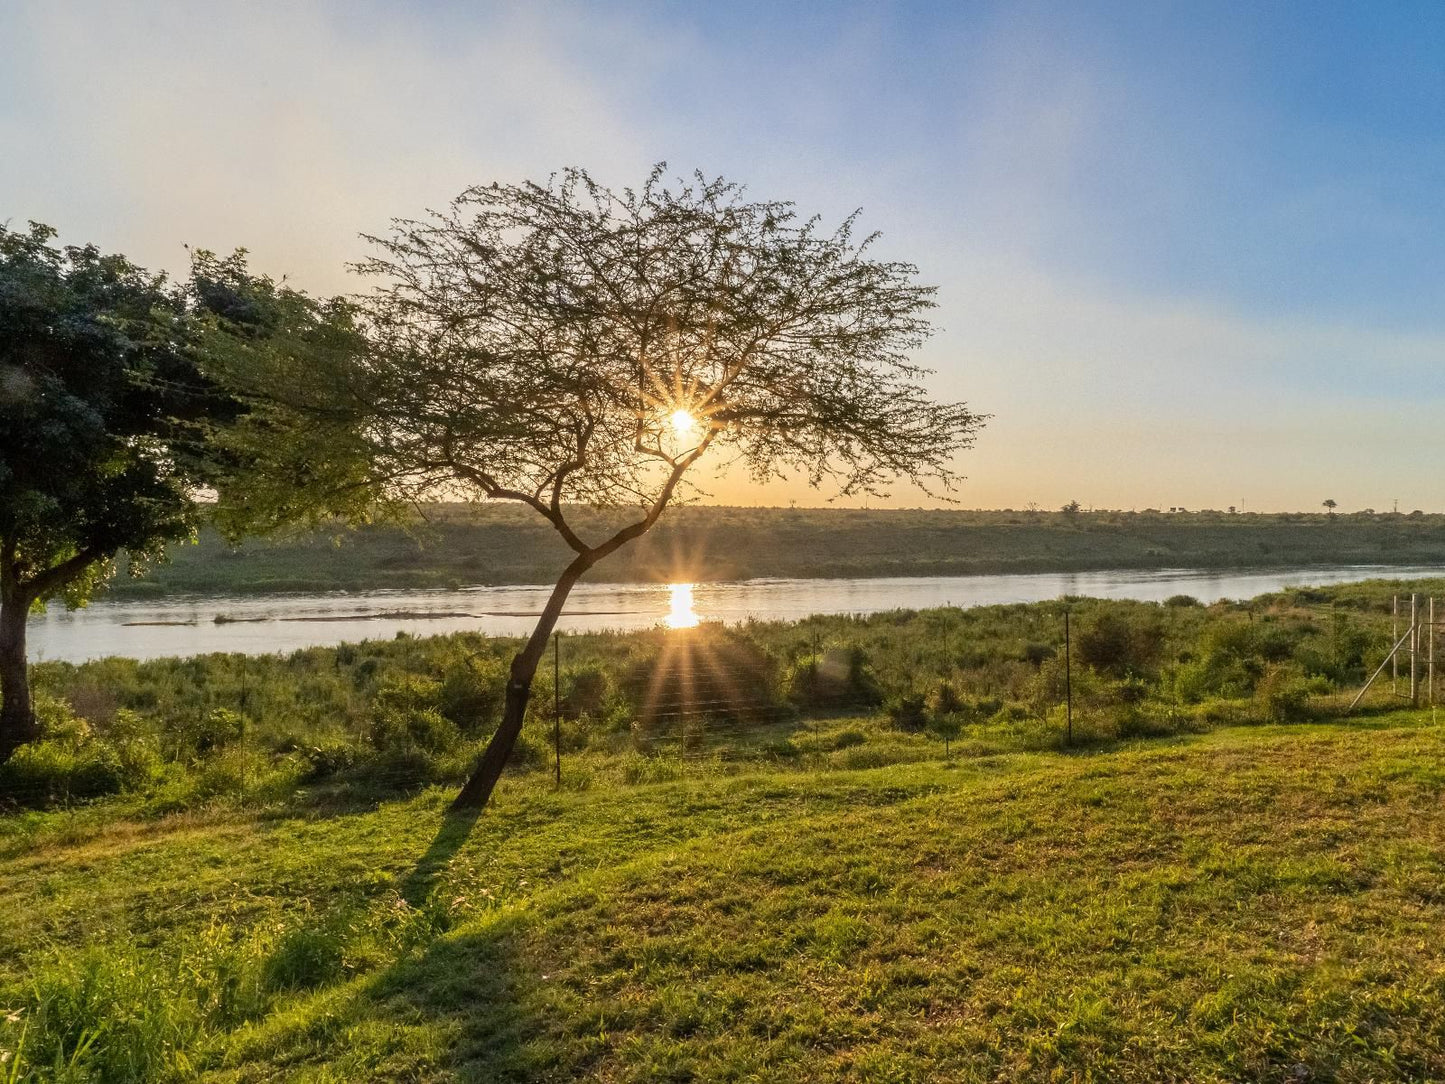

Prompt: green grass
[6,714,1445,1081]
[107,504,1445,595]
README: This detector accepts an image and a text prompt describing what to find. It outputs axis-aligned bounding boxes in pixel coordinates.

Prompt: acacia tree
[355,166,985,811]
[0,225,369,764]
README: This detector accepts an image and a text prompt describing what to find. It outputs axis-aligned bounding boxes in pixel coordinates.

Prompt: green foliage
[562,664,610,719]
[175,706,247,759]
[1075,609,1164,676]
[186,249,384,538]
[1254,666,1327,724]
[5,581,1427,816]
[622,628,784,727]
[0,223,217,609]
[437,656,505,733]
[0,702,161,806]
[0,226,380,760]
[785,647,882,711]
[369,675,459,755]
[886,694,929,732]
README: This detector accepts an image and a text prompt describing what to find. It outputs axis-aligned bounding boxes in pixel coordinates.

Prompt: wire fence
[6,593,1442,809]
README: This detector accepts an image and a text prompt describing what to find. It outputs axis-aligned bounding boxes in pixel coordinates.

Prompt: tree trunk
[451,552,594,811]
[0,592,36,764]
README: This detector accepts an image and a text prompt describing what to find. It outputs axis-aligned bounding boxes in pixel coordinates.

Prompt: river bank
[107,506,1445,597]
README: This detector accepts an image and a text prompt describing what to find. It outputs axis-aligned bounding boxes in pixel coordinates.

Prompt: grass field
[108,505,1445,595]
[5,713,1445,1082]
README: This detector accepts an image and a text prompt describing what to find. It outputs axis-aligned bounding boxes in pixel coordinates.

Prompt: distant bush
[369,675,459,754]
[886,694,929,733]
[562,664,610,719]
[1019,642,1055,666]
[622,628,784,735]
[1076,611,1165,676]
[175,707,247,759]
[438,657,505,733]
[1164,594,1202,607]
[1254,666,1324,724]
[786,647,883,711]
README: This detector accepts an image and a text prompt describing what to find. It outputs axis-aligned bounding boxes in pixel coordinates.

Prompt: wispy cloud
[4,0,1443,511]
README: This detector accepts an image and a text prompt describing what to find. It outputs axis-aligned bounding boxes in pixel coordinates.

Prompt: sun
[666,582,700,629]
[669,408,698,440]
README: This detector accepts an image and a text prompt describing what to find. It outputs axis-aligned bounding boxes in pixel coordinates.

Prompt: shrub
[298,740,356,781]
[438,657,505,733]
[929,680,964,716]
[1114,676,1150,705]
[0,711,161,807]
[1076,610,1164,676]
[180,707,247,758]
[681,717,707,754]
[622,628,783,727]
[1019,642,1056,666]
[1115,707,1180,739]
[630,718,658,756]
[369,675,459,753]
[786,647,883,711]
[563,664,611,718]
[886,694,929,733]
[370,707,458,755]
[35,690,92,747]
[1254,666,1317,724]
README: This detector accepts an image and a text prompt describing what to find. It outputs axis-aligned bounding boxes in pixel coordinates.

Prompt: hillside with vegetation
[111,506,1445,596]
[5,580,1445,1079]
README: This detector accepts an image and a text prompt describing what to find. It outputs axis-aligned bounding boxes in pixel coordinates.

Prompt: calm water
[28,564,1444,664]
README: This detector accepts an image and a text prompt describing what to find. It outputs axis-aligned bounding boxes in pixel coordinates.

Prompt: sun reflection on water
[666,582,700,629]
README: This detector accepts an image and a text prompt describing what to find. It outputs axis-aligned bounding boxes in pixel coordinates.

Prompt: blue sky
[3,1,1443,510]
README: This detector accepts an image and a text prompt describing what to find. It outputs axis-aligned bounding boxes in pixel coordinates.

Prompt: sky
[3,0,1444,512]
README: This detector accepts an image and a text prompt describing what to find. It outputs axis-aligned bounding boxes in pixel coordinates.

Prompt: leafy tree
[1323,498,1337,514]
[354,166,986,810]
[0,225,366,763]
[183,249,381,536]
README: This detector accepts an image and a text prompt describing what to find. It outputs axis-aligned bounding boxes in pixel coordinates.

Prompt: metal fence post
[1412,594,1420,707]
[1064,607,1073,746]
[553,631,562,788]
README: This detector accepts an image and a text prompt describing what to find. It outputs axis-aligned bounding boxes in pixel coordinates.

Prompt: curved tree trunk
[0,592,36,765]
[450,552,594,811]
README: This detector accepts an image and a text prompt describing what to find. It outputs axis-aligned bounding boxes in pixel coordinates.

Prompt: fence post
[1412,594,1420,707]
[553,631,562,788]
[1064,607,1073,747]
[1431,597,1436,708]
[1392,595,1398,695]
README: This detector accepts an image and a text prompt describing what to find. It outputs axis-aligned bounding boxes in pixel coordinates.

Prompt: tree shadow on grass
[400,804,483,906]
[365,920,573,1082]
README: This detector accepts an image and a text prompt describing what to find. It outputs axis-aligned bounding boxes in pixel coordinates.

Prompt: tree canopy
[357,166,979,517]
[0,224,368,762]
[352,165,986,809]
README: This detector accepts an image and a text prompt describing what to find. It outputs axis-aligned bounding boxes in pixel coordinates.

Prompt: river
[27,564,1444,664]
